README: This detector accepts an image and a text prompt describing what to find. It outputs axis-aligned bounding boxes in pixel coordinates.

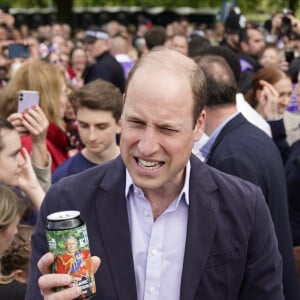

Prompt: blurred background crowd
[1,1,300,299]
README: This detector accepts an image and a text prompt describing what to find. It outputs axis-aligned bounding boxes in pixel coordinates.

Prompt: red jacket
[22,122,69,172]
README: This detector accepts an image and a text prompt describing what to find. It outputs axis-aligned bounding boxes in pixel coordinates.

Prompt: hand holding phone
[8,44,30,59]
[17,90,39,113]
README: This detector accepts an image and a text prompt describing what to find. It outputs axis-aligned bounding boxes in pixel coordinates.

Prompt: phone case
[17,90,40,113]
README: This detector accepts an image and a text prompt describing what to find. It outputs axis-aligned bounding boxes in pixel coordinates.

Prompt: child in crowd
[52,79,122,183]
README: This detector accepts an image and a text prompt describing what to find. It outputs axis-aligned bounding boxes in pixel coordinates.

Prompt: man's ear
[193,110,206,141]
[116,119,122,134]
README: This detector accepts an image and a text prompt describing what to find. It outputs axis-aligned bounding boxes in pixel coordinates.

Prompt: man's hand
[38,252,101,300]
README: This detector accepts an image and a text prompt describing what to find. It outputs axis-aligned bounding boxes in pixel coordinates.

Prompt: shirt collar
[125,160,191,206]
[201,112,239,159]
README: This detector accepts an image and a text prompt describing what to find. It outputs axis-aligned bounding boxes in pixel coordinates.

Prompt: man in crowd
[26,49,283,300]
[194,54,300,300]
[84,26,125,93]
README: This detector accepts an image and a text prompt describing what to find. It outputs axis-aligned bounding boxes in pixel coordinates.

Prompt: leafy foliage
[1,0,298,16]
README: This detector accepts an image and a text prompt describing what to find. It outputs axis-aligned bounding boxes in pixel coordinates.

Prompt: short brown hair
[69,79,123,122]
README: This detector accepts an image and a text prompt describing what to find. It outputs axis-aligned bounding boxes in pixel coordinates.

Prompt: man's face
[77,107,120,159]
[86,39,105,58]
[65,238,77,254]
[246,29,265,58]
[0,129,24,187]
[171,36,188,56]
[120,66,204,195]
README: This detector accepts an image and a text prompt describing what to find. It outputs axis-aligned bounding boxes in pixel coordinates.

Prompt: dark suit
[84,51,125,93]
[206,113,300,299]
[285,140,300,246]
[26,155,283,299]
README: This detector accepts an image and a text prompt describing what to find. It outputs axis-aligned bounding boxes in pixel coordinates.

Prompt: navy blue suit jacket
[84,51,125,93]
[26,155,283,300]
[206,113,300,299]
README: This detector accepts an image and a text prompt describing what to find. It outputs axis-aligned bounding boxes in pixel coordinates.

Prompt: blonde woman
[0,224,33,300]
[0,59,69,172]
[0,184,26,258]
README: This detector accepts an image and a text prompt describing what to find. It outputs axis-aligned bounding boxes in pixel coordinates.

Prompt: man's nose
[138,127,159,156]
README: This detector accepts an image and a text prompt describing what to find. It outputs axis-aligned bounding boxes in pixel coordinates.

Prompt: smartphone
[8,44,30,59]
[17,90,39,113]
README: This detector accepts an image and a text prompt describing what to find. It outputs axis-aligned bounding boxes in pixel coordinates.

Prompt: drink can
[46,210,96,299]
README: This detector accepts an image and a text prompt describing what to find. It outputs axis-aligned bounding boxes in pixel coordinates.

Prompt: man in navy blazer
[26,49,283,299]
[194,54,300,299]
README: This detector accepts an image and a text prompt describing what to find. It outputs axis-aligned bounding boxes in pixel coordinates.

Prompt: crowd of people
[0,3,300,299]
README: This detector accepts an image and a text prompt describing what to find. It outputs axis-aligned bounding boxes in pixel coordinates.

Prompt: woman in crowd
[0,119,45,223]
[67,47,87,88]
[245,66,300,247]
[0,224,33,300]
[0,183,26,258]
[245,66,294,159]
[245,66,292,121]
[0,59,70,171]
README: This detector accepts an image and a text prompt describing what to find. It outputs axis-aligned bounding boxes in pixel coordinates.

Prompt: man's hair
[195,46,241,83]
[69,79,123,122]
[194,55,237,107]
[125,48,206,126]
[188,36,211,58]
[144,26,167,50]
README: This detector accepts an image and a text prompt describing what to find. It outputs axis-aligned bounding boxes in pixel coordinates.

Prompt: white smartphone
[17,90,40,113]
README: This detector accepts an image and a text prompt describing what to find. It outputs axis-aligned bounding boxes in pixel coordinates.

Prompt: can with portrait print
[46,210,96,299]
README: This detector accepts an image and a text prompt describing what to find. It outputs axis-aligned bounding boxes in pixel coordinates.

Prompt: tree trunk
[288,0,298,12]
[53,0,73,26]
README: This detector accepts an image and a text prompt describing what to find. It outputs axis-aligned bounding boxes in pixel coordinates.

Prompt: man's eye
[160,127,178,135]
[128,120,144,126]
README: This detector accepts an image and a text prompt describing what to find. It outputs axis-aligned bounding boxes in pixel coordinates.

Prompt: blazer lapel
[180,155,219,300]
[95,157,137,300]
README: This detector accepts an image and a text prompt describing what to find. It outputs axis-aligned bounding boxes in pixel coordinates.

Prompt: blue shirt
[125,161,190,300]
[52,152,97,183]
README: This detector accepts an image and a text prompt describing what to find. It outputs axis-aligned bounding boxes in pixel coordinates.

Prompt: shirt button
[151,249,158,256]
[143,210,150,217]
[148,286,155,294]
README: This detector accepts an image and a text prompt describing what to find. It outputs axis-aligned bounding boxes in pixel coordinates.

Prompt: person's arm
[8,106,52,190]
[17,148,44,211]
[32,153,52,191]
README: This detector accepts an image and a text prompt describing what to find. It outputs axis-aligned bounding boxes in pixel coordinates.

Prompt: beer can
[46,210,96,299]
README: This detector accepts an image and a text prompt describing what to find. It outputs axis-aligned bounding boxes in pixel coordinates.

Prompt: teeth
[138,159,161,169]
